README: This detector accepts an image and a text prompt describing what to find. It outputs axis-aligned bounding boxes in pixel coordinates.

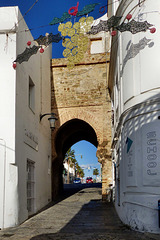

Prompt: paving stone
[0,186,159,240]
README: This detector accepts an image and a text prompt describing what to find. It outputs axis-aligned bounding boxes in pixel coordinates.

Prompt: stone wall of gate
[51,52,112,199]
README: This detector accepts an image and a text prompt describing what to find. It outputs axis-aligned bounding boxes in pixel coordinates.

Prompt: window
[48,155,51,174]
[90,38,104,54]
[29,77,35,112]
[27,160,35,215]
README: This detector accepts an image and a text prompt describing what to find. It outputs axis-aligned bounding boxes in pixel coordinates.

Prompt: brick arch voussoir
[59,108,102,143]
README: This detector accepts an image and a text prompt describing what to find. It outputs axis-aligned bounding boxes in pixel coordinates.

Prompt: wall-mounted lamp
[40,113,58,130]
[114,137,118,141]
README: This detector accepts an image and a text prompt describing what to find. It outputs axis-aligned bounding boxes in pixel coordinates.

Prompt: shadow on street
[62,183,102,199]
[29,184,157,240]
[1,184,159,240]
[34,183,102,216]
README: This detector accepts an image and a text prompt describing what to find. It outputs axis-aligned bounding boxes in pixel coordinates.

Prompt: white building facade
[63,159,75,184]
[0,7,52,228]
[108,0,160,233]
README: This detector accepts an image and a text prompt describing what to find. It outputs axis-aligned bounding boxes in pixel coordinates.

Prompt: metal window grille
[27,160,35,214]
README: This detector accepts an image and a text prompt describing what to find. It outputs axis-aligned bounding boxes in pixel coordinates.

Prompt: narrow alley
[0,185,159,240]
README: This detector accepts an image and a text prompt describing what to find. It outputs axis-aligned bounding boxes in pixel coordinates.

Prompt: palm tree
[64,148,77,183]
[93,168,99,182]
[76,163,85,179]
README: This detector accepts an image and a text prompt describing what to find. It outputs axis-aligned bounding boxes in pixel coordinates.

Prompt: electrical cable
[12,0,148,35]
[10,1,119,34]
[8,0,39,33]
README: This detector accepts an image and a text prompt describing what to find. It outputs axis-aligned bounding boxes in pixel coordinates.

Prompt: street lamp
[40,113,57,130]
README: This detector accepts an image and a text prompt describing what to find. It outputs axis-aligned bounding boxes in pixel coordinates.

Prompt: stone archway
[51,51,112,200]
[51,117,112,200]
[51,118,98,199]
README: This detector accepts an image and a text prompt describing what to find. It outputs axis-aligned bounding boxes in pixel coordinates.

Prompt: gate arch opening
[52,118,98,199]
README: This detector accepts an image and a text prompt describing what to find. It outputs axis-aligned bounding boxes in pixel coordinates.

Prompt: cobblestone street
[0,185,159,240]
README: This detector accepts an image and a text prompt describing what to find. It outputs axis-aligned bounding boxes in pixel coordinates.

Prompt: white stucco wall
[64,161,75,175]
[0,7,52,228]
[0,7,18,229]
[109,0,160,233]
[118,103,160,233]
[90,14,109,55]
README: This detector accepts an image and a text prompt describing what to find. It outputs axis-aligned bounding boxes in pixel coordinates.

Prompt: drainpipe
[0,138,6,229]
[40,54,42,113]
[158,200,160,228]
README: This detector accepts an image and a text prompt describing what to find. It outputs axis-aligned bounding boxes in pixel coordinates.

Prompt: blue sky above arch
[1,0,108,58]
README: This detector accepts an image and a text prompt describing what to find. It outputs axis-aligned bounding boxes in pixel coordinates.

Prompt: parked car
[86,177,93,183]
[73,178,81,184]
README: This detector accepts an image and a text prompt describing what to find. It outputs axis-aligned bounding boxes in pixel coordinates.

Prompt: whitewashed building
[0,7,52,228]
[108,0,160,233]
[63,159,75,184]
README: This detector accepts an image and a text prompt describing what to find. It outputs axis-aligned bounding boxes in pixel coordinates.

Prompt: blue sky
[72,141,101,179]
[1,0,107,58]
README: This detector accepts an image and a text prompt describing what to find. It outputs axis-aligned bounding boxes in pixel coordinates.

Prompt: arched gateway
[51,51,112,200]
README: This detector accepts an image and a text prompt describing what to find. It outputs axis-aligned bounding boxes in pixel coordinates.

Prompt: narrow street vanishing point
[0,185,159,240]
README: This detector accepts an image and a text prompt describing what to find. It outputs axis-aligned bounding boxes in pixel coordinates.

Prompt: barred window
[27,160,35,215]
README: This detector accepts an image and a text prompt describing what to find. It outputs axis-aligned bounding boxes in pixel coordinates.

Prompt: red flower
[150,28,156,33]
[13,63,16,69]
[39,48,44,53]
[126,14,132,21]
[27,41,31,46]
[111,30,117,36]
